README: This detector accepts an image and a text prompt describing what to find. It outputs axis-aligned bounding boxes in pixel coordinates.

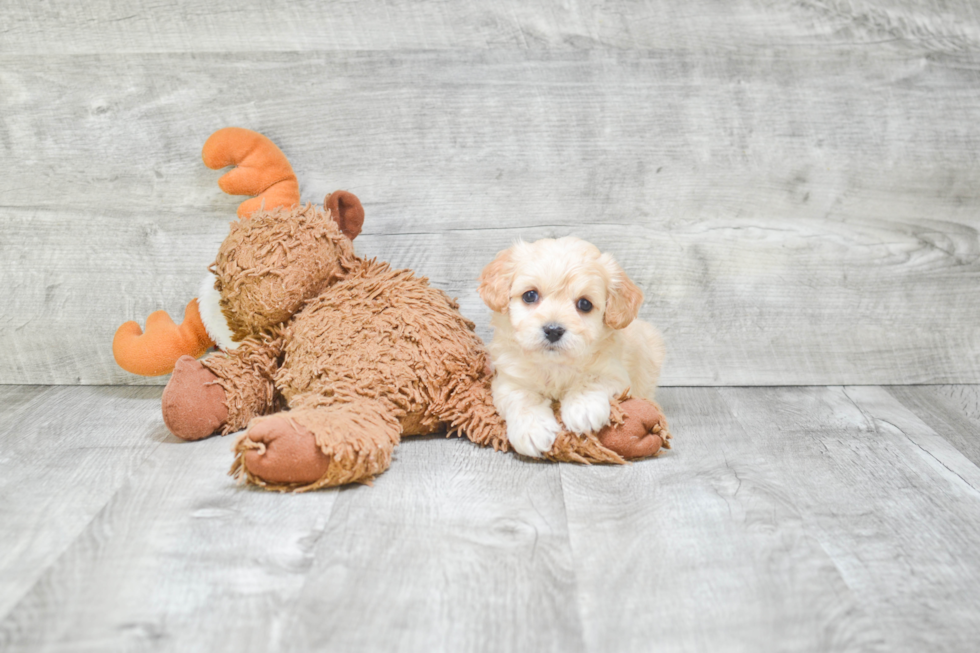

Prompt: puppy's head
[479,237,642,359]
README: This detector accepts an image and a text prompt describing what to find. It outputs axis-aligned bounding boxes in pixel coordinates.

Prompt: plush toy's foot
[233,415,329,486]
[231,401,402,492]
[545,397,670,464]
[162,355,228,441]
[597,398,670,459]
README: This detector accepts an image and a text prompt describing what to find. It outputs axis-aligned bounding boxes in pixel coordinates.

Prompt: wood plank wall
[2,1,979,386]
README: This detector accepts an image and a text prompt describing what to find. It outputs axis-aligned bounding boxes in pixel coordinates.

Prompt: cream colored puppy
[479,237,665,458]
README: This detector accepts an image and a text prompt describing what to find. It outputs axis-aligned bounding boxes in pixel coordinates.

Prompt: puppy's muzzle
[543,324,566,343]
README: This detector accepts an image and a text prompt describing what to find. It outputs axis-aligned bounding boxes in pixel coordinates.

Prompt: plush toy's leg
[199,334,283,434]
[596,398,670,459]
[546,397,671,464]
[161,335,283,441]
[230,398,402,491]
[432,376,510,451]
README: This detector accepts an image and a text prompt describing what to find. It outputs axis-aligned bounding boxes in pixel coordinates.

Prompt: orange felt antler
[202,127,300,218]
[112,299,214,376]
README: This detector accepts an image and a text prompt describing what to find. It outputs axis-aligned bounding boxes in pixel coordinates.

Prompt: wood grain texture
[560,387,887,653]
[888,385,980,467]
[3,0,980,54]
[276,437,583,653]
[0,386,165,618]
[3,386,980,650]
[0,421,340,652]
[3,44,980,385]
[0,423,583,651]
[717,385,980,652]
[932,384,980,425]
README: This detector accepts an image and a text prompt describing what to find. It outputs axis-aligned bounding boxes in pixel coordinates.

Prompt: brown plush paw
[238,415,330,485]
[162,355,228,441]
[597,398,668,459]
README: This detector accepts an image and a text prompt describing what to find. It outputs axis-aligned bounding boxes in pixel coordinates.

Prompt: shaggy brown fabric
[274,260,501,433]
[233,400,402,492]
[200,332,285,434]
[545,398,628,464]
[210,204,357,341]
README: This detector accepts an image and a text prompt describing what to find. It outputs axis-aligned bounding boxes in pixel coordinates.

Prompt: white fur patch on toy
[198,274,239,351]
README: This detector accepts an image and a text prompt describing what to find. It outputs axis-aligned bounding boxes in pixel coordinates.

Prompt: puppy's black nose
[543,324,565,343]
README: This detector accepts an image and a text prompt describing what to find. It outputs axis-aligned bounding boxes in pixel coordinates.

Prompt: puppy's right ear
[479,249,515,313]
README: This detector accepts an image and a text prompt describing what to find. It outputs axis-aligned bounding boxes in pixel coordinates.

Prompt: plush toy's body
[113,128,670,491]
[180,207,510,489]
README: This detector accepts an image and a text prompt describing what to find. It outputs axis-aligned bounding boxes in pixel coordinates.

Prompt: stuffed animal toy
[112,128,670,491]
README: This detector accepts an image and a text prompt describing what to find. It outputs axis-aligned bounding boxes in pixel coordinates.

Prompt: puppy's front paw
[561,391,612,435]
[507,409,561,458]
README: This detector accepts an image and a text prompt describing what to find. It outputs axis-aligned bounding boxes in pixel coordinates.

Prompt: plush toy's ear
[602,254,643,330]
[325,190,364,240]
[479,248,515,313]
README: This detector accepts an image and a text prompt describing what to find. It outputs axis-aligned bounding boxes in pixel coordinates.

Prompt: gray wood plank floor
[2,385,980,652]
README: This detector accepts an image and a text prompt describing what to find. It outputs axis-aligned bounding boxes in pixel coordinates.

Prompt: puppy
[478,236,665,458]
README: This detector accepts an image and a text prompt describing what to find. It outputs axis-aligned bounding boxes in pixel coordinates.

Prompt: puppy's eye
[522,290,539,304]
[576,298,593,313]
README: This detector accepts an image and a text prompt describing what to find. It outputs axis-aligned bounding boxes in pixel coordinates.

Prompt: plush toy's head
[208,201,359,342]
[113,127,364,375]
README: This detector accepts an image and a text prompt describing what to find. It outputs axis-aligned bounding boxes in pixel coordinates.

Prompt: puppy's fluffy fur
[479,237,665,457]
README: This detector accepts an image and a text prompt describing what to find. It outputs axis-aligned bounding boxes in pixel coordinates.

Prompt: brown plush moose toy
[112,128,669,491]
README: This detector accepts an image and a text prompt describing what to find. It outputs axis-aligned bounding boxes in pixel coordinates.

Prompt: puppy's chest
[531,362,596,400]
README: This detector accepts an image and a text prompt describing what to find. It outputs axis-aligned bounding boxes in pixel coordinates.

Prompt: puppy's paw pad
[561,393,612,435]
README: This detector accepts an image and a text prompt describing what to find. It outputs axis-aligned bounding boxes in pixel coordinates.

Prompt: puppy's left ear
[602,255,643,329]
[479,248,515,313]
